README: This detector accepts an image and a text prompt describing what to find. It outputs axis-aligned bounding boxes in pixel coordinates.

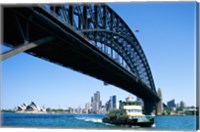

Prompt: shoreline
[0,111,197,116]
[1,111,105,115]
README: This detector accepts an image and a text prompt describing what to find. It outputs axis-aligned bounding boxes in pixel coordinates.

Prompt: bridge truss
[42,4,156,93]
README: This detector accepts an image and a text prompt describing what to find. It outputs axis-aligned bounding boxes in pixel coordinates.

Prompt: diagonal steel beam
[0,36,54,62]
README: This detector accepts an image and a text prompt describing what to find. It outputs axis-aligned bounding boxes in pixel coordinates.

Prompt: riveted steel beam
[0,36,54,61]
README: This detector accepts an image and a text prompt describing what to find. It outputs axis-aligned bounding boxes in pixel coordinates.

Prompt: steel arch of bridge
[42,3,156,94]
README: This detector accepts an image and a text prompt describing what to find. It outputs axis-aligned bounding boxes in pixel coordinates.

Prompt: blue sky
[1,2,197,109]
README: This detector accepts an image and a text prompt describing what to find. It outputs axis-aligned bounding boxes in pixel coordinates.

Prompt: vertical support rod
[78,15,81,29]
[110,11,113,31]
[94,5,98,28]
[26,22,29,42]
[94,5,98,49]
[116,17,119,33]
[111,35,113,58]
[69,5,74,26]
[83,5,88,29]
[16,16,26,43]
[103,6,107,29]
[110,12,114,58]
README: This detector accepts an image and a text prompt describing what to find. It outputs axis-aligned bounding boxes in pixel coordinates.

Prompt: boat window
[128,109,142,113]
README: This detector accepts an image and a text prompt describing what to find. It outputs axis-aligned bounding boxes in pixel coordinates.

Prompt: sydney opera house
[16,102,46,113]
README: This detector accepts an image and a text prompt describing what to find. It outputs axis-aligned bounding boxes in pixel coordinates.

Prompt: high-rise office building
[167,99,176,110]
[91,96,95,112]
[105,95,117,112]
[105,99,110,112]
[116,101,119,109]
[91,91,101,113]
[100,101,102,109]
[110,96,113,110]
[91,97,93,103]
[180,101,185,109]
[112,95,117,109]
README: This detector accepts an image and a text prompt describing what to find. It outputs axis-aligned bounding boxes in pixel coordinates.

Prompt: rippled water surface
[1,113,197,130]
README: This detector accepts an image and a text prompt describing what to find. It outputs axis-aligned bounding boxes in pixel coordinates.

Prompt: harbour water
[1,113,197,130]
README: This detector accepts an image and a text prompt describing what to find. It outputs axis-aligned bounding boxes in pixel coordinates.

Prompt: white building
[16,102,46,113]
[85,102,92,114]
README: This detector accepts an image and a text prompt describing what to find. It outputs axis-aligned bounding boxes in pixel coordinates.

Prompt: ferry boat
[102,101,154,127]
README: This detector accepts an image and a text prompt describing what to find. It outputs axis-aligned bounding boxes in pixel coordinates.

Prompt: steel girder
[40,3,156,94]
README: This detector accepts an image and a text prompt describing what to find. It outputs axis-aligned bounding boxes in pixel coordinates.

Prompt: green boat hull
[102,117,154,127]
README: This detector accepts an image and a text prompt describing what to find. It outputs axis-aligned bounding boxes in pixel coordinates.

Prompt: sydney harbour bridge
[1,4,160,114]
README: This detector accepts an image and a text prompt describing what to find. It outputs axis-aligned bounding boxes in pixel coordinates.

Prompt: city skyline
[1,90,192,111]
[1,2,197,109]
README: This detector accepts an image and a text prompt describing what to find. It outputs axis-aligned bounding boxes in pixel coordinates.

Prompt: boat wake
[75,117,102,123]
[152,124,156,127]
[104,123,115,126]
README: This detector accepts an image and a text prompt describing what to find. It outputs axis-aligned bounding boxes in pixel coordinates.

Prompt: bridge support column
[0,36,53,61]
[143,100,156,115]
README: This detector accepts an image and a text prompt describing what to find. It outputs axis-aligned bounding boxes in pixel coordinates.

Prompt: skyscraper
[112,95,117,109]
[105,99,110,112]
[180,101,185,109]
[167,99,176,110]
[91,91,101,113]
[105,95,117,112]
[96,91,101,109]
[110,96,113,110]
[91,96,93,103]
